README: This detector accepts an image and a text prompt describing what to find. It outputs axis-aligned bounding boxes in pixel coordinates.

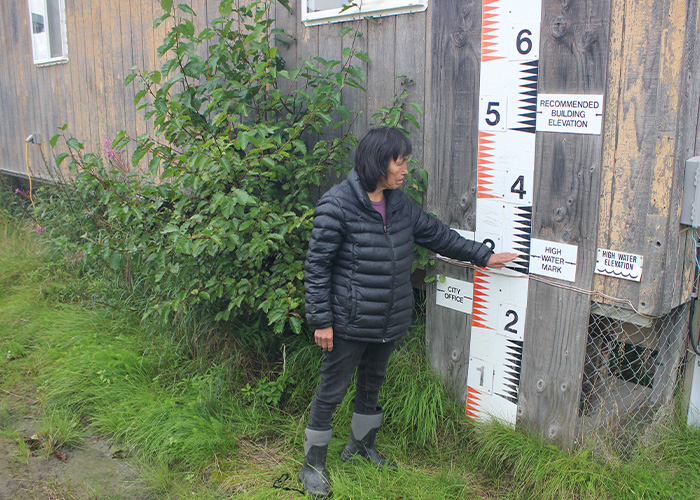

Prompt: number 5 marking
[485,102,500,126]
[479,96,507,132]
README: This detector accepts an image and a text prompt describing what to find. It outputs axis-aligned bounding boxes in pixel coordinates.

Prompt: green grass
[2,211,700,499]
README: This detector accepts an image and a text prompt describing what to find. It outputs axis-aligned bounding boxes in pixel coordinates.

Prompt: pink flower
[34,226,44,236]
[104,137,118,159]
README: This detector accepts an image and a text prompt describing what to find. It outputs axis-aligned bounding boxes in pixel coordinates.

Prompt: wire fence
[579,301,691,456]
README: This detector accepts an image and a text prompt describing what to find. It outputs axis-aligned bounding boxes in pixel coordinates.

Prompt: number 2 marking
[505,310,519,334]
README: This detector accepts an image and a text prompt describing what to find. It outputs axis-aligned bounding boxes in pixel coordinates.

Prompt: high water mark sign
[536,94,604,135]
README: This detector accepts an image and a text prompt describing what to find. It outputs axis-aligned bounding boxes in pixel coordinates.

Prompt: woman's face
[378,156,409,191]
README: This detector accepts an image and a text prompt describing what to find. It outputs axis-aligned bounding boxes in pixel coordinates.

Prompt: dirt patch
[0,391,152,500]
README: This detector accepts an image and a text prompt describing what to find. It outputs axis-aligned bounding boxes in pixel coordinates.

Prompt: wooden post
[424,0,482,405]
[517,0,611,450]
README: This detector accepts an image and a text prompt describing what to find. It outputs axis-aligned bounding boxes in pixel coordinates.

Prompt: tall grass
[3,209,700,499]
[0,213,45,292]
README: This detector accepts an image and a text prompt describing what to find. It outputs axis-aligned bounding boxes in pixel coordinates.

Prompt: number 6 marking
[516,29,533,55]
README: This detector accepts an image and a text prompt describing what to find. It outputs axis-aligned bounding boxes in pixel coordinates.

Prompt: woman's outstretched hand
[486,252,519,269]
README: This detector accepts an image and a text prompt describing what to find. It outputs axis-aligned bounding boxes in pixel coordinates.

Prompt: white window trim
[302,0,428,27]
[28,0,69,66]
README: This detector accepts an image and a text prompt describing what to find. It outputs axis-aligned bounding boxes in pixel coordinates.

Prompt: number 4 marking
[511,175,526,199]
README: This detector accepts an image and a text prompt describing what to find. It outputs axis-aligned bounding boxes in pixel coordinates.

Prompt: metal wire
[579,301,690,456]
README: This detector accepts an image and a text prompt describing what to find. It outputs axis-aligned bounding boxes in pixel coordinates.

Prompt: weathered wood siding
[423,0,483,406]
[0,1,221,180]
[594,0,699,317]
[273,3,429,166]
[517,0,612,451]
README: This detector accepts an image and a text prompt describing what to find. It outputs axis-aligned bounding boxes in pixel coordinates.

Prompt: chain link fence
[579,301,691,456]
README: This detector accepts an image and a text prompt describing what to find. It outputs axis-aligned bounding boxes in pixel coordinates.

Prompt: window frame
[27,0,69,66]
[301,0,428,27]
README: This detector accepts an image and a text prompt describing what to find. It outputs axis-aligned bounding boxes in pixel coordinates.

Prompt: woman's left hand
[486,252,519,268]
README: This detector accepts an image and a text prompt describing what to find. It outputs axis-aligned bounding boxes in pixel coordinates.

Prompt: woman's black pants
[307,336,397,431]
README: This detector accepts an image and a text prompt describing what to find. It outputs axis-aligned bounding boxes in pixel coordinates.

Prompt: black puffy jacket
[304,169,493,343]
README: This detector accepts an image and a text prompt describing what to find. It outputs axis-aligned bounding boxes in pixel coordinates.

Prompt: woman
[301,127,516,498]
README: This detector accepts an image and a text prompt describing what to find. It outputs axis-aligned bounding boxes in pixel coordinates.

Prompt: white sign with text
[529,239,578,282]
[595,248,643,282]
[435,276,474,315]
[536,94,604,135]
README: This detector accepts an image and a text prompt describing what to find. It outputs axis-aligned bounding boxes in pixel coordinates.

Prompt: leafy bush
[40,0,367,334]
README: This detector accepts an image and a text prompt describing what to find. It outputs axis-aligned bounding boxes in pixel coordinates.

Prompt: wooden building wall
[0,0,222,181]
[594,0,700,317]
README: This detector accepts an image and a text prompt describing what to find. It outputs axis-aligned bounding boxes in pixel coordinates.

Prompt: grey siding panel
[424,0,482,406]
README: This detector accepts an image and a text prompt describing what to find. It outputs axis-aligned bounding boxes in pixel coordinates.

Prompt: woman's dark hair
[355,127,412,192]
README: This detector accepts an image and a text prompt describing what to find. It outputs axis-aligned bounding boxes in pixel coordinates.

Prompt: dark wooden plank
[423,0,482,229]
[273,0,298,72]
[394,11,428,169]
[366,16,396,129]
[317,20,345,190]
[423,0,483,400]
[665,0,700,310]
[68,0,83,143]
[89,0,107,152]
[74,0,95,147]
[518,0,611,451]
[426,264,475,406]
[129,0,148,142]
[0,2,23,176]
[101,0,123,153]
[340,18,368,138]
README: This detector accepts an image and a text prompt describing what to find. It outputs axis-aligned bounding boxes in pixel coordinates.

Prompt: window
[28,0,68,65]
[302,0,428,27]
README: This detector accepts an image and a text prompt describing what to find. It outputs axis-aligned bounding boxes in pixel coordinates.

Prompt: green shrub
[39,0,367,336]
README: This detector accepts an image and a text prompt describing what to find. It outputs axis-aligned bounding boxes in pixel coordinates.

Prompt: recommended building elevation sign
[536,94,604,135]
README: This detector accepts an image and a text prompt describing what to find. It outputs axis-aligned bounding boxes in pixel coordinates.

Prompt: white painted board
[529,238,578,282]
[435,277,474,315]
[536,94,604,135]
[595,248,643,282]
[688,354,700,429]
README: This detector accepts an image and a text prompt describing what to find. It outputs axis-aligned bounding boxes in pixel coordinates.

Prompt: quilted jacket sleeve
[304,196,346,330]
[411,204,493,267]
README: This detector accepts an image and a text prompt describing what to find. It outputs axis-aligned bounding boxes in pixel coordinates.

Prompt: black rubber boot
[299,428,333,499]
[340,411,397,468]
